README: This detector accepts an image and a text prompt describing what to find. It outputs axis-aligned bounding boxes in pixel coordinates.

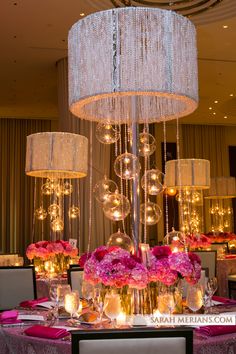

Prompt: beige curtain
[0,118,52,255]
[57,58,113,253]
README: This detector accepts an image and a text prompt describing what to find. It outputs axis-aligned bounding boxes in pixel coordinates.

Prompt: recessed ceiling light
[214,100,218,103]
[224,116,228,119]
[80,13,85,16]
[209,107,212,110]
[223,25,228,29]
[213,112,216,115]
[230,94,234,97]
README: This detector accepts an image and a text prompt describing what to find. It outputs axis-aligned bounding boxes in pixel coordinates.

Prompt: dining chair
[210,242,229,255]
[67,267,84,294]
[193,251,217,279]
[0,266,37,310]
[71,328,193,354]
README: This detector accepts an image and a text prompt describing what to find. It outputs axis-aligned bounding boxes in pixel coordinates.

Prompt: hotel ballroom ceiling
[0,0,235,125]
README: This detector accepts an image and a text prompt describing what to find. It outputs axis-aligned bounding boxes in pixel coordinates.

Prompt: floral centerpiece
[185,233,211,250]
[26,240,78,277]
[206,232,236,243]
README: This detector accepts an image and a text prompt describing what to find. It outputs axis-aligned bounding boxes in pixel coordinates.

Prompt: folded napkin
[24,325,69,339]
[213,296,236,305]
[0,310,21,324]
[224,255,236,259]
[197,325,236,337]
[19,297,49,308]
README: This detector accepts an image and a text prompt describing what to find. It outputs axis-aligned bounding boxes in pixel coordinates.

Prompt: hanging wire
[32,178,37,243]
[87,122,93,254]
[163,120,169,235]
[77,181,81,256]
[68,178,72,240]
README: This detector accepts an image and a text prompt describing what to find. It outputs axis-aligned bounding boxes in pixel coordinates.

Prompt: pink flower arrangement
[81,245,201,289]
[26,240,78,260]
[186,234,211,250]
[206,232,236,243]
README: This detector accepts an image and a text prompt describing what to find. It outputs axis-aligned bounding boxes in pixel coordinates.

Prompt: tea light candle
[116,311,126,326]
[64,291,79,318]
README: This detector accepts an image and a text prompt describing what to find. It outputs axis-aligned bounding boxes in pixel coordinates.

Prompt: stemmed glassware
[186,284,203,313]
[158,288,177,315]
[94,288,104,322]
[64,290,81,320]
[104,291,121,327]
[205,277,218,313]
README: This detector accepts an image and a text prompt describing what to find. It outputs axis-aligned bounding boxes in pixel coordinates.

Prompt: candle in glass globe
[34,206,47,220]
[163,227,185,252]
[93,177,118,204]
[141,169,164,195]
[140,202,162,225]
[41,181,53,195]
[68,205,80,219]
[48,204,60,217]
[103,193,130,221]
[51,217,64,232]
[107,229,134,252]
[139,132,156,157]
[64,291,80,319]
[63,181,73,195]
[114,153,140,180]
[96,123,119,144]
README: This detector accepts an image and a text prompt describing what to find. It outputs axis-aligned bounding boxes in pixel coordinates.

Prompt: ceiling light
[223,25,228,29]
[209,107,212,110]
[224,116,228,119]
[213,112,216,115]
[214,100,218,104]
[80,13,85,16]
[230,94,234,97]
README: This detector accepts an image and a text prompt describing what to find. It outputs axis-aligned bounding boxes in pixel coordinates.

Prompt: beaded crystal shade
[25,132,88,179]
[165,159,210,190]
[205,177,236,199]
[68,7,198,124]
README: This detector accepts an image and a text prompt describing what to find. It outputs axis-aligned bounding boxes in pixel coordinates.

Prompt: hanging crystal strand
[118,121,126,234]
[77,181,81,256]
[143,122,149,244]
[163,120,169,237]
[87,122,93,254]
[124,123,129,204]
[32,178,37,243]
[60,179,64,240]
[115,123,118,157]
[68,178,72,240]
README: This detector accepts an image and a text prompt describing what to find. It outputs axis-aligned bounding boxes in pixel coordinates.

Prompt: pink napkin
[24,325,69,339]
[224,255,236,259]
[19,297,49,308]
[198,325,236,337]
[213,296,236,304]
[0,310,21,324]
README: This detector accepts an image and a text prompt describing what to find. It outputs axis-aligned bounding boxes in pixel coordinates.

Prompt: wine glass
[82,280,94,301]
[64,290,80,320]
[94,288,104,322]
[158,288,177,315]
[186,284,203,313]
[57,284,71,307]
[205,277,218,313]
[104,291,121,327]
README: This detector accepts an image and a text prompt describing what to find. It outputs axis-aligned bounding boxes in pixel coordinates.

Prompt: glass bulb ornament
[93,177,118,204]
[51,217,64,232]
[103,192,130,221]
[41,181,54,195]
[139,132,156,157]
[166,187,177,196]
[63,181,73,195]
[114,153,140,180]
[107,229,134,252]
[95,123,119,144]
[141,169,164,195]
[140,202,162,225]
[48,179,59,190]
[68,205,80,219]
[48,204,60,218]
[163,227,186,252]
[34,206,47,220]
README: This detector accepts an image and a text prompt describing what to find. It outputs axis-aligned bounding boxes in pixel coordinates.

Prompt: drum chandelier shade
[165,159,210,190]
[68,7,198,124]
[204,177,236,199]
[25,132,88,179]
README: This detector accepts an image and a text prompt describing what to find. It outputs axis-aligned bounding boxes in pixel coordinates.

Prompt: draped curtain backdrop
[57,58,112,253]
[181,124,230,232]
[0,118,51,255]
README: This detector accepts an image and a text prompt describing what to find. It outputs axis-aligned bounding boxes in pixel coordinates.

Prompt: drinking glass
[158,289,177,315]
[94,288,104,322]
[64,291,80,319]
[186,284,203,313]
[82,280,94,301]
[205,277,218,313]
[57,284,71,307]
[104,291,121,327]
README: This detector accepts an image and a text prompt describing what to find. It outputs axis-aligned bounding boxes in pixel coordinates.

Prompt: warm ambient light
[80,13,85,16]
[224,116,228,119]
[214,100,218,103]
[213,112,216,115]
[230,94,234,97]
[209,107,212,110]
[223,25,228,29]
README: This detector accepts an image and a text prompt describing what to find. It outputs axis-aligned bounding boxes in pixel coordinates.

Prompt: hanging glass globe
[103,192,130,221]
[114,152,140,180]
[48,179,59,190]
[34,206,47,220]
[141,169,164,195]
[93,177,118,204]
[139,132,156,157]
[68,205,80,219]
[107,229,134,252]
[63,181,73,195]
[95,123,119,144]
[48,204,60,218]
[41,181,53,195]
[51,217,64,232]
[54,184,63,197]
[163,227,186,252]
[140,202,162,225]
